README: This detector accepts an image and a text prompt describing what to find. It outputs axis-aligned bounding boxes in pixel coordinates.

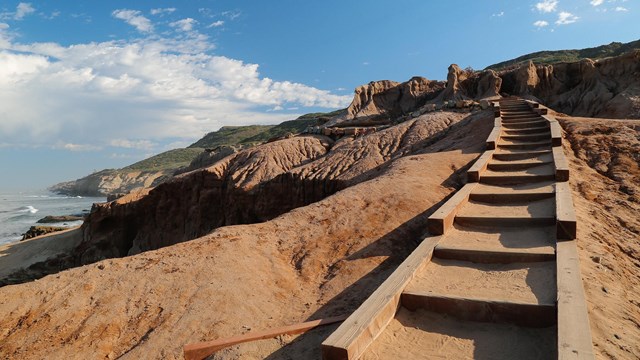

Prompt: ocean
[0,191,105,246]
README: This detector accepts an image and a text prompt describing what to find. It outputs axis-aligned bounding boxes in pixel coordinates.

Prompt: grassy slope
[115,110,344,173]
[188,109,344,149]
[486,39,640,71]
[122,148,206,172]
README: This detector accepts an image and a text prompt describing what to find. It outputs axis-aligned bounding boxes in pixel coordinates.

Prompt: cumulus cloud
[110,139,157,150]
[556,11,579,24]
[170,18,197,32]
[15,2,35,20]
[533,20,549,27]
[150,8,176,16]
[590,0,604,6]
[0,31,351,152]
[112,9,153,33]
[615,6,629,11]
[208,20,224,28]
[535,0,558,13]
[492,11,505,17]
[55,143,102,152]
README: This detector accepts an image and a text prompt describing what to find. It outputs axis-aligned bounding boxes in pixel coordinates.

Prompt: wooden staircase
[321,99,594,359]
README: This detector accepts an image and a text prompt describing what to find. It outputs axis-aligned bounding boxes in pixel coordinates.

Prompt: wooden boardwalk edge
[557,240,595,359]
[321,235,442,360]
[184,315,348,360]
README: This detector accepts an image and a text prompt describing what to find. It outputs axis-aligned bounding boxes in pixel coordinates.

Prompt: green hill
[123,148,206,172]
[486,39,640,71]
[188,109,343,149]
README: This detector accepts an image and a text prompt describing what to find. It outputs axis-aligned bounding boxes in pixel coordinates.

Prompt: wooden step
[455,197,556,226]
[469,181,555,203]
[405,258,557,306]
[401,292,556,327]
[479,169,555,185]
[487,157,553,172]
[493,149,552,161]
[501,120,549,129]
[362,308,557,360]
[500,133,550,142]
[497,140,551,150]
[503,126,550,135]
[434,223,556,263]
[502,115,541,120]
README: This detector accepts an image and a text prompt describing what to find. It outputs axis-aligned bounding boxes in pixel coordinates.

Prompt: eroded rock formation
[326,77,446,127]
[500,50,640,118]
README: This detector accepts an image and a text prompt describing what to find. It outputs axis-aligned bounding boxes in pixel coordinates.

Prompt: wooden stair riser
[493,150,552,161]
[501,121,549,129]
[455,216,556,227]
[433,246,556,264]
[479,174,556,185]
[501,133,550,142]
[503,127,550,135]
[487,161,552,171]
[401,292,557,328]
[469,192,554,203]
[498,142,551,150]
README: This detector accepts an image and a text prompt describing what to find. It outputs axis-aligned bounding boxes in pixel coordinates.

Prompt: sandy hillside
[559,116,640,359]
[0,111,491,359]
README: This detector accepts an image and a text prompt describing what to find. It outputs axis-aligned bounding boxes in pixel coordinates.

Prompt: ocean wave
[16,206,39,214]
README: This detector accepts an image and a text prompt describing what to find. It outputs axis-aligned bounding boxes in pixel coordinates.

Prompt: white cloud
[533,20,549,27]
[492,11,505,17]
[556,11,579,24]
[150,8,176,16]
[535,0,558,13]
[222,10,241,20]
[0,23,9,30]
[208,20,224,28]
[0,32,351,151]
[362,61,370,65]
[615,6,629,11]
[170,18,197,32]
[110,139,157,150]
[112,9,153,33]
[590,0,604,6]
[55,143,102,152]
[15,2,35,20]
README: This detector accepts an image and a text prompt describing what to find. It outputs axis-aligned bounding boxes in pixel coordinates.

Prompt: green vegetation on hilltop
[123,148,205,172]
[188,109,344,149]
[188,125,274,149]
[486,39,640,71]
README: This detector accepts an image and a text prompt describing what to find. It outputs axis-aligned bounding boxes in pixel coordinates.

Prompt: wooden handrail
[183,315,348,360]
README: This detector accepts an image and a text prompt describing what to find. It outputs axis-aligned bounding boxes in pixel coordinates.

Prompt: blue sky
[0,0,637,190]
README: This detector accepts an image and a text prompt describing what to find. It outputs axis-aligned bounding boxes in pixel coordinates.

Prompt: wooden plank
[322,235,442,360]
[543,115,563,146]
[401,292,556,328]
[486,126,502,150]
[467,150,494,182]
[184,316,348,360]
[494,117,502,127]
[433,245,556,264]
[427,183,478,235]
[553,147,570,182]
[535,107,549,115]
[555,182,577,240]
[557,240,595,359]
[525,100,540,108]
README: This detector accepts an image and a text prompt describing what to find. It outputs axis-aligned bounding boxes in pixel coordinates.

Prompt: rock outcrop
[499,50,640,118]
[326,77,446,127]
[438,64,502,101]
[49,169,169,197]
